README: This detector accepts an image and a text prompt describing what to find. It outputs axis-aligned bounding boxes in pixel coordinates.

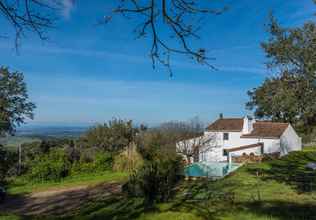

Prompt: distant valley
[0,125,89,149]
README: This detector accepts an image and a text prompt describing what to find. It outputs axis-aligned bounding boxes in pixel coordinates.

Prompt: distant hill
[0,136,41,150]
[0,126,89,150]
[16,125,89,138]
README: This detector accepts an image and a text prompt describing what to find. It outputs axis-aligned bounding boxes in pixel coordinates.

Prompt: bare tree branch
[104,0,227,76]
[0,0,64,49]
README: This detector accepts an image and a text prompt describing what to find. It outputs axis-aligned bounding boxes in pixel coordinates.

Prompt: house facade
[178,116,302,163]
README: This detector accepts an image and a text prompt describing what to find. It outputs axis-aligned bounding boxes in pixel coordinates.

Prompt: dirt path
[0,182,122,216]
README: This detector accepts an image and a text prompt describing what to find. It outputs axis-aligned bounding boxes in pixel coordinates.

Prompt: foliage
[80,119,139,152]
[5,148,316,220]
[20,139,73,174]
[0,145,17,184]
[71,151,113,175]
[247,73,301,123]
[113,144,144,172]
[125,152,183,209]
[28,148,71,182]
[247,17,316,133]
[0,67,35,135]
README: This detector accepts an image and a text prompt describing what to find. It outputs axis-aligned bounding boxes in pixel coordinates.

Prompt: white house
[177,116,302,163]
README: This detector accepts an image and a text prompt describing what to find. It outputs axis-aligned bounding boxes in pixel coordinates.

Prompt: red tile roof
[241,122,289,139]
[207,118,244,132]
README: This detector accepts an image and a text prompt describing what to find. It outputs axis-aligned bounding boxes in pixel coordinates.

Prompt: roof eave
[207,130,242,132]
[240,135,280,139]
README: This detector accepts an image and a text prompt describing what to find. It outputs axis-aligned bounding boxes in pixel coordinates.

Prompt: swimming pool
[184,162,241,178]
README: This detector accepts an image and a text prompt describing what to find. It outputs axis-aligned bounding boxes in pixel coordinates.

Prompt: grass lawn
[2,148,316,220]
[7,171,128,195]
[68,149,316,220]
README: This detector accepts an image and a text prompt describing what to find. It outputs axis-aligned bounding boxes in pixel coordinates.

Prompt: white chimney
[242,116,255,134]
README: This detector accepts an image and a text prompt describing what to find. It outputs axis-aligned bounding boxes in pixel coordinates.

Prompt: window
[223,133,229,140]
[223,149,228,156]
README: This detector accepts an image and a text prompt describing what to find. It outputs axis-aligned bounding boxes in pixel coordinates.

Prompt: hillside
[1,148,316,220]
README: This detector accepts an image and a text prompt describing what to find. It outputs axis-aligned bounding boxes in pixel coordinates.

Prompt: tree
[155,117,217,163]
[1,1,226,74]
[81,118,138,152]
[0,144,17,183]
[247,16,316,132]
[0,67,35,135]
[246,73,301,124]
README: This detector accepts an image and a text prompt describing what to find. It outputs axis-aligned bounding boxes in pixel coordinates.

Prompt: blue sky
[1,0,315,126]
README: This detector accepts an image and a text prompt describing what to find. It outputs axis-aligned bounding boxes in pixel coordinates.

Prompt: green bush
[0,145,17,184]
[113,145,143,172]
[94,152,113,171]
[28,148,71,182]
[124,153,183,208]
[71,152,113,175]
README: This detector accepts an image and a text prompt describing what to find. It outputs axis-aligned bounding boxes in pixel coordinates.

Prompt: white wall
[203,131,282,162]
[280,125,302,156]
[183,123,302,163]
[205,131,263,149]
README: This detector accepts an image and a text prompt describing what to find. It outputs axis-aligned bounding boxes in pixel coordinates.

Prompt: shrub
[71,151,113,175]
[113,144,143,172]
[28,148,71,182]
[81,119,138,152]
[94,152,113,171]
[124,153,183,208]
[0,145,17,184]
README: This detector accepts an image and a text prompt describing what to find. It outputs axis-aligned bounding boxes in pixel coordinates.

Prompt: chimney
[219,113,223,119]
[242,115,255,134]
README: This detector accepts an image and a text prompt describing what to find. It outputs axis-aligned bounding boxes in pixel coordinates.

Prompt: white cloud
[61,0,75,19]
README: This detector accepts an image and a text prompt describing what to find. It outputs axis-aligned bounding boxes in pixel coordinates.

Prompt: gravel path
[0,182,122,216]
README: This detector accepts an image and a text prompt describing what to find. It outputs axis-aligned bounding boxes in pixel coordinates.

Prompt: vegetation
[0,144,17,184]
[3,149,316,220]
[0,67,35,135]
[125,151,183,209]
[8,171,128,195]
[72,149,316,220]
[112,145,144,172]
[80,119,141,152]
[247,15,316,139]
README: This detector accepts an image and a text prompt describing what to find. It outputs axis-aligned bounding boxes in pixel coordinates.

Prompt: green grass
[7,171,128,195]
[3,149,316,220]
[137,211,204,220]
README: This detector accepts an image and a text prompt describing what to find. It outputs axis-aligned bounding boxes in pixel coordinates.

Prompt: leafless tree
[0,0,66,49]
[1,1,226,75]
[104,0,227,76]
[176,131,218,164]
[159,117,218,163]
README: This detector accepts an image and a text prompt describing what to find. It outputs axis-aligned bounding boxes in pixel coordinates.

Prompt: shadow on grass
[164,180,239,220]
[63,194,146,220]
[238,200,316,220]
[247,151,316,192]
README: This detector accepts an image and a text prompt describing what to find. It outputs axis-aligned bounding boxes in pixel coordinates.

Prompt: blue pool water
[185,162,241,178]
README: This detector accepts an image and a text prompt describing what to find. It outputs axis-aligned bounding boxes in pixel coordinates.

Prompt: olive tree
[0,67,35,135]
